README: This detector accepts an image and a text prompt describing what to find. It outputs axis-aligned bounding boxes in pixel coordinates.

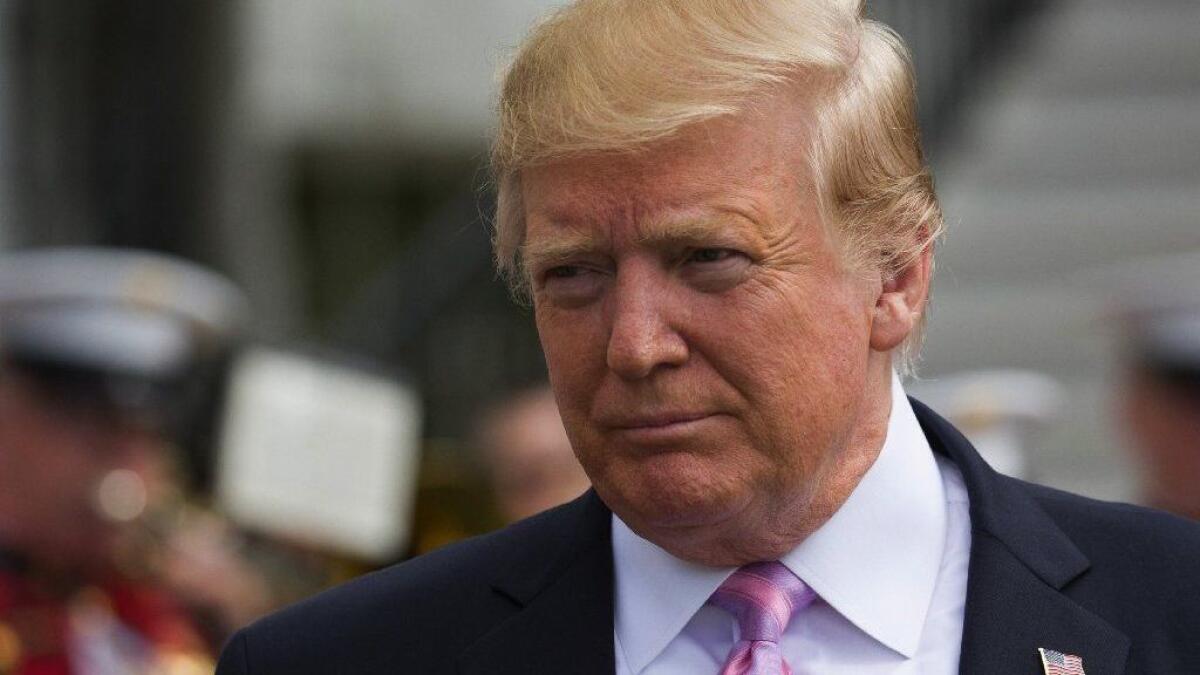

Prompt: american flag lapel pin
[1039,647,1086,675]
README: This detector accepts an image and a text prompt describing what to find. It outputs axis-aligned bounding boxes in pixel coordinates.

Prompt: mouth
[603,411,720,444]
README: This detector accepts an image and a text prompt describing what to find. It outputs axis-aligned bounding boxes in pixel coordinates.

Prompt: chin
[594,452,752,531]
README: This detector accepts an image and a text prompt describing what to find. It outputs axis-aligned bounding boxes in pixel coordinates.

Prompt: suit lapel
[912,399,1130,675]
[457,492,615,675]
[957,532,1129,675]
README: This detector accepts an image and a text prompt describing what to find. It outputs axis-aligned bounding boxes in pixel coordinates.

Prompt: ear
[869,244,932,352]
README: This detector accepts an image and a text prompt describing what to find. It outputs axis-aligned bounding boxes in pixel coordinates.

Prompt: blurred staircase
[920,0,1200,498]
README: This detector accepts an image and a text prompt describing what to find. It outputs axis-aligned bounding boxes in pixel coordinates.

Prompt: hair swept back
[491,0,943,372]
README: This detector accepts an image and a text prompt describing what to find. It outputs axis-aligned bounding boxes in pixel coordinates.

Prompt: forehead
[523,128,816,267]
[520,95,816,244]
[535,86,816,201]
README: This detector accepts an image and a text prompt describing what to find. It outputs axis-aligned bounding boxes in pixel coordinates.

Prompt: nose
[605,264,689,379]
[101,423,161,474]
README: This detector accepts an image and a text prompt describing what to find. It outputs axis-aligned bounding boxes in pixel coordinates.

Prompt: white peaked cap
[0,247,251,379]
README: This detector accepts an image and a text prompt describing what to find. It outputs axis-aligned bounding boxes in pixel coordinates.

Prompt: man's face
[1120,369,1200,517]
[484,389,592,523]
[0,370,156,570]
[522,96,901,564]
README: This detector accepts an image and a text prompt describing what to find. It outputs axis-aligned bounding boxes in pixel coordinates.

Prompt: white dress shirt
[612,373,972,674]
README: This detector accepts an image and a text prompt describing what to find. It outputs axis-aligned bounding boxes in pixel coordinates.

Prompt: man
[477,385,592,523]
[0,247,247,673]
[1118,304,1200,520]
[216,1,1200,673]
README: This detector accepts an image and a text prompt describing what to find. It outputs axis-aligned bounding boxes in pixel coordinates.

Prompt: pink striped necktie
[707,561,817,675]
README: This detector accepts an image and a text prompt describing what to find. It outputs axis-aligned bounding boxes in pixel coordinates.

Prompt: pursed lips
[598,410,720,444]
[604,411,713,429]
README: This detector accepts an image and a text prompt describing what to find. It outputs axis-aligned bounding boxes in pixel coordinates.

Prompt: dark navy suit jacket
[216,400,1200,674]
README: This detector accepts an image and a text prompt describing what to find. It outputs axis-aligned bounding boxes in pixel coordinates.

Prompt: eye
[691,247,744,265]
[545,265,583,279]
[536,263,606,306]
[679,247,751,292]
[687,248,736,264]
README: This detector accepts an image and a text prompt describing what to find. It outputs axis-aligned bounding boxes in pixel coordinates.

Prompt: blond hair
[492,0,943,370]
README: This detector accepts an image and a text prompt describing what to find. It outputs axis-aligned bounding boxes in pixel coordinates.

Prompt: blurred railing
[870,0,1047,150]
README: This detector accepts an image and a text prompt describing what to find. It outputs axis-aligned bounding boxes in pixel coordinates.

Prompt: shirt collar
[612,517,729,673]
[611,372,946,671]
[780,372,946,657]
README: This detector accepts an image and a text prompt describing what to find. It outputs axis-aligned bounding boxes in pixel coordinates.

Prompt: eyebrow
[521,230,606,274]
[520,212,766,275]
[635,214,762,249]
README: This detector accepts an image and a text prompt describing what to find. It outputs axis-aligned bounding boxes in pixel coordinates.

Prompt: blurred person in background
[0,247,265,674]
[1118,305,1200,520]
[477,385,591,524]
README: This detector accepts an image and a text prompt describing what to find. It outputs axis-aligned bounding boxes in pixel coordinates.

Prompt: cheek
[535,298,604,354]
[535,306,607,439]
[710,279,868,379]
[696,280,871,452]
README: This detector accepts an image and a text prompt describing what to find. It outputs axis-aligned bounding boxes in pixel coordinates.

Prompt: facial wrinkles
[573,189,821,435]
[746,250,868,487]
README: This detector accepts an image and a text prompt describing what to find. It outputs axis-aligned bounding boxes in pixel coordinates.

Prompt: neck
[768,362,895,554]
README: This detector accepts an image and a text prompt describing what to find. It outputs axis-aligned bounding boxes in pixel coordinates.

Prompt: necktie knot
[708,561,815,644]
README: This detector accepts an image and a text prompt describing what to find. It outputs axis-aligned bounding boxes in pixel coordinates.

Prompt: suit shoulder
[1019,480,1200,591]
[1023,480,1200,552]
[220,499,591,673]
[262,499,581,626]
[1008,481,1200,667]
